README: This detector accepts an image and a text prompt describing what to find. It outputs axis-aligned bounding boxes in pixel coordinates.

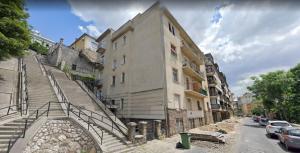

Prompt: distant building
[70,33,98,52]
[31,30,55,48]
[205,53,234,122]
[238,92,255,116]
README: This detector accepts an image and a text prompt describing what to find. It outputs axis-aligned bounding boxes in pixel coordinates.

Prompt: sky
[26,0,300,97]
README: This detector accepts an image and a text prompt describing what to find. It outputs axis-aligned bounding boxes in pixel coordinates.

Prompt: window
[114,42,118,50]
[123,35,126,45]
[72,64,77,70]
[120,98,124,110]
[112,76,116,86]
[122,55,126,65]
[170,44,177,57]
[197,101,202,110]
[207,102,210,110]
[112,59,117,70]
[168,22,175,36]
[172,68,178,83]
[174,94,181,109]
[121,72,125,83]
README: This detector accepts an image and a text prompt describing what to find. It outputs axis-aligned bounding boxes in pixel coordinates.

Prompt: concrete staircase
[23,55,64,117]
[0,117,35,153]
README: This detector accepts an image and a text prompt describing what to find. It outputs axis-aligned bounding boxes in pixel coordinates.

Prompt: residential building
[239,92,255,116]
[70,33,99,52]
[205,53,233,122]
[31,30,55,48]
[95,2,212,137]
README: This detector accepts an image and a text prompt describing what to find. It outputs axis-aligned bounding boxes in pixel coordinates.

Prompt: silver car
[278,127,300,150]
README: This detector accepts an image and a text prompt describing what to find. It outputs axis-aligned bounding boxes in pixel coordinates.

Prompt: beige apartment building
[205,53,233,122]
[94,2,213,137]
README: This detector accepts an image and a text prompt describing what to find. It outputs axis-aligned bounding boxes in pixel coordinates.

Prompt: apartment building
[205,53,233,122]
[31,30,55,48]
[70,33,98,52]
[94,2,212,137]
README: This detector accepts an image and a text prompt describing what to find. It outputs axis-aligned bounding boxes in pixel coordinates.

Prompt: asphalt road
[236,117,300,153]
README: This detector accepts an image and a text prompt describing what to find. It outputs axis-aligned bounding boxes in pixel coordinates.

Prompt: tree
[0,0,30,60]
[289,64,300,123]
[29,41,48,55]
[247,71,294,121]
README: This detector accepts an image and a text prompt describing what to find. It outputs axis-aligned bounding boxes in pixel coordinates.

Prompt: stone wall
[23,119,99,153]
[167,109,188,136]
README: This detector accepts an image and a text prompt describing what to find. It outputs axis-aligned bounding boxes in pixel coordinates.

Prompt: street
[235,118,300,153]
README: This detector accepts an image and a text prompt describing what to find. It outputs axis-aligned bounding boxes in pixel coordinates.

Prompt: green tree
[0,0,30,60]
[248,71,294,121]
[289,64,300,123]
[29,41,48,55]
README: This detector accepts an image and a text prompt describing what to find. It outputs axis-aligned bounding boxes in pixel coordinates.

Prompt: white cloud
[69,1,300,97]
[78,24,101,37]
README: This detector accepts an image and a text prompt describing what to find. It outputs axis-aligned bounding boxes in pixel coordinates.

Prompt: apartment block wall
[101,5,166,120]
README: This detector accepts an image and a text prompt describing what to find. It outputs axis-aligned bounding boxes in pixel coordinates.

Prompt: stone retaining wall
[23,119,98,153]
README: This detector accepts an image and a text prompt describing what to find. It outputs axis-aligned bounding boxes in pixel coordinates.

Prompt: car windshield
[271,122,289,126]
[289,129,300,137]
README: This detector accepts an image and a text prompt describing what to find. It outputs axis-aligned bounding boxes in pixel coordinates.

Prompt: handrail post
[79,109,81,118]
[23,119,28,138]
[101,131,103,145]
[36,110,39,119]
[67,102,70,117]
[47,102,51,117]
[7,106,10,115]
[88,117,90,130]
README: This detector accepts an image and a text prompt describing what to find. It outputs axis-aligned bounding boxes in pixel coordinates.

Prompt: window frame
[172,68,179,83]
[112,75,116,86]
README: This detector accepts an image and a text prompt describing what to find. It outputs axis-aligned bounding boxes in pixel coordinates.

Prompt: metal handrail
[48,70,104,143]
[76,80,128,135]
[6,101,105,152]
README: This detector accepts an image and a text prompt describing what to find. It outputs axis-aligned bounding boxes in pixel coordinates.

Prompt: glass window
[122,55,126,65]
[289,129,300,137]
[271,122,289,126]
[172,68,178,83]
[171,44,177,57]
[197,101,202,110]
[121,72,125,83]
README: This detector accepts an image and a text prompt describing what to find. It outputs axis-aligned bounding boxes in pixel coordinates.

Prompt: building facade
[205,53,233,123]
[31,30,55,48]
[94,2,213,137]
[239,92,255,116]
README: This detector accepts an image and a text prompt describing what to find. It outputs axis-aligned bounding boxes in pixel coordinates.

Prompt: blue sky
[26,0,89,45]
[26,0,300,97]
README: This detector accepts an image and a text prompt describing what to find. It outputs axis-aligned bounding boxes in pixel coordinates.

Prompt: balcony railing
[187,110,204,118]
[182,61,205,80]
[211,104,221,109]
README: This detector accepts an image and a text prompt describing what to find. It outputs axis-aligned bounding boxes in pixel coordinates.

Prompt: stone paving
[23,119,98,153]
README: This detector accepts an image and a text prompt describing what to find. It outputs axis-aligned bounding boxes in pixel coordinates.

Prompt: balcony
[211,104,221,110]
[182,61,205,81]
[185,87,208,98]
[187,110,204,118]
[181,41,204,65]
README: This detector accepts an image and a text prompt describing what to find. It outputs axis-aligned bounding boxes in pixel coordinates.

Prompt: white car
[266,120,292,137]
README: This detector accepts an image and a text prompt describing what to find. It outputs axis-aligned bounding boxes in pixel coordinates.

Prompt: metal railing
[6,101,104,153]
[182,61,206,79]
[75,80,128,136]
[211,104,221,109]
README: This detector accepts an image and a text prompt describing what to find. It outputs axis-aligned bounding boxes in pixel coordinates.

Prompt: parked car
[277,127,300,150]
[259,117,269,126]
[252,115,257,121]
[266,120,292,137]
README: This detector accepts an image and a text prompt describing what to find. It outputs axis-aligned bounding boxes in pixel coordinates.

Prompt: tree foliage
[0,0,30,60]
[247,64,300,123]
[29,41,48,55]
